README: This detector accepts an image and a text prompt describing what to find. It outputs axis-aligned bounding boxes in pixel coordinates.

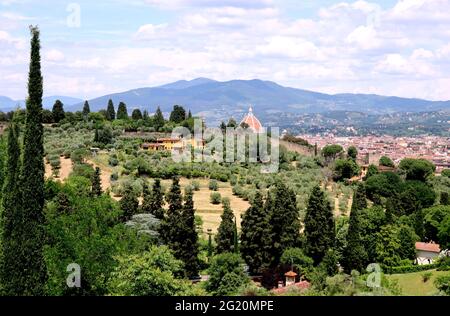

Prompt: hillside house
[415,242,441,265]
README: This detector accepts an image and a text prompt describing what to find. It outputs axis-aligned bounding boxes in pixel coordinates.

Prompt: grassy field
[386,269,448,296]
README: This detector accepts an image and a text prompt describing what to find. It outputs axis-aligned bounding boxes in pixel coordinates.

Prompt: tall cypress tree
[106,99,115,121]
[52,99,65,123]
[91,167,102,197]
[120,185,139,222]
[342,184,368,272]
[154,107,165,131]
[268,180,301,266]
[304,185,335,265]
[0,122,22,294]
[215,198,236,254]
[116,102,128,120]
[179,190,200,278]
[82,100,90,118]
[17,26,47,295]
[240,191,272,274]
[160,177,183,249]
[142,179,165,219]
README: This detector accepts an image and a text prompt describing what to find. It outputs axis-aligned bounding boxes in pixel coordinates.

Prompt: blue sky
[1,0,450,101]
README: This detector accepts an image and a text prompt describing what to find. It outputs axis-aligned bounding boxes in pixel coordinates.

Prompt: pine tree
[91,167,102,197]
[169,105,186,123]
[0,122,22,294]
[52,99,65,123]
[215,198,236,254]
[82,100,90,118]
[55,191,72,214]
[179,190,200,278]
[304,185,335,265]
[154,107,165,131]
[188,110,192,119]
[131,109,143,120]
[17,26,47,295]
[342,184,368,273]
[120,185,139,222]
[106,99,115,121]
[268,180,301,266]
[240,191,272,274]
[142,179,165,219]
[117,102,128,120]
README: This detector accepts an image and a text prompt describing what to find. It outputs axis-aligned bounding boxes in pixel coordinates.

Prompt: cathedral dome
[240,107,263,133]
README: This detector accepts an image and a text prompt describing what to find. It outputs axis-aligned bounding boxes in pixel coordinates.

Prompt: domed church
[240,107,264,133]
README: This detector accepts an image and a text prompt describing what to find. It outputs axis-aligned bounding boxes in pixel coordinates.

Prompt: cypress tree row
[17,26,47,295]
[106,99,115,121]
[342,184,368,272]
[268,180,301,266]
[91,167,102,197]
[304,185,335,265]
[240,191,272,274]
[82,100,90,117]
[140,179,165,219]
[51,99,65,123]
[179,190,200,278]
[215,198,236,254]
[116,102,128,120]
[0,122,22,294]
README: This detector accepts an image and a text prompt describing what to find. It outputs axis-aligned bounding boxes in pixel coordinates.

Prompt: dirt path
[45,157,73,182]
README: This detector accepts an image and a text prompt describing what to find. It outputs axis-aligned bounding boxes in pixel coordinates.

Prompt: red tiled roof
[285,271,297,277]
[272,281,310,295]
[241,107,263,133]
[415,242,441,253]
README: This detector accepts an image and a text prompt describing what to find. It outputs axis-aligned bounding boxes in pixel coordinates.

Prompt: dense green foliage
[304,185,335,264]
[215,198,236,254]
[240,191,272,274]
[206,253,249,296]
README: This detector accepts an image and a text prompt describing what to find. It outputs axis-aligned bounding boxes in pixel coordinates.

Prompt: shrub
[209,179,219,191]
[210,192,222,205]
[205,253,249,296]
[110,172,119,182]
[109,157,119,167]
[422,272,432,283]
[191,180,200,191]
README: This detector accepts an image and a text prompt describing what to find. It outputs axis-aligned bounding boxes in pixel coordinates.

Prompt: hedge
[384,263,439,274]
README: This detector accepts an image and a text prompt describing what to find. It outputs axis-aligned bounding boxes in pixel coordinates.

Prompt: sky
[1,0,450,101]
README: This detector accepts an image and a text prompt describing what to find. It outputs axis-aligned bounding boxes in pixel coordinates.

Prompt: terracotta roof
[285,271,297,277]
[415,242,441,253]
[241,107,263,133]
[271,281,310,295]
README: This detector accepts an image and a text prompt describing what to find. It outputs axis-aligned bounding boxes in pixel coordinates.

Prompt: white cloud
[3,0,450,101]
[44,49,65,62]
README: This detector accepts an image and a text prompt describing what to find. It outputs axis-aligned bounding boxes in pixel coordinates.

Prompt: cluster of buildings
[140,107,264,152]
[299,134,450,172]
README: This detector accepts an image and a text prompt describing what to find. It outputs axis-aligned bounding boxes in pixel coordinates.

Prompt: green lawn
[386,269,449,296]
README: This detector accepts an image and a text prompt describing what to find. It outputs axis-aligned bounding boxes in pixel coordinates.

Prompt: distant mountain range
[1,79,450,124]
[0,95,83,111]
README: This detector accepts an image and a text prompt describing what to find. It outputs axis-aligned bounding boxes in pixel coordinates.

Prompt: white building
[415,242,441,265]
